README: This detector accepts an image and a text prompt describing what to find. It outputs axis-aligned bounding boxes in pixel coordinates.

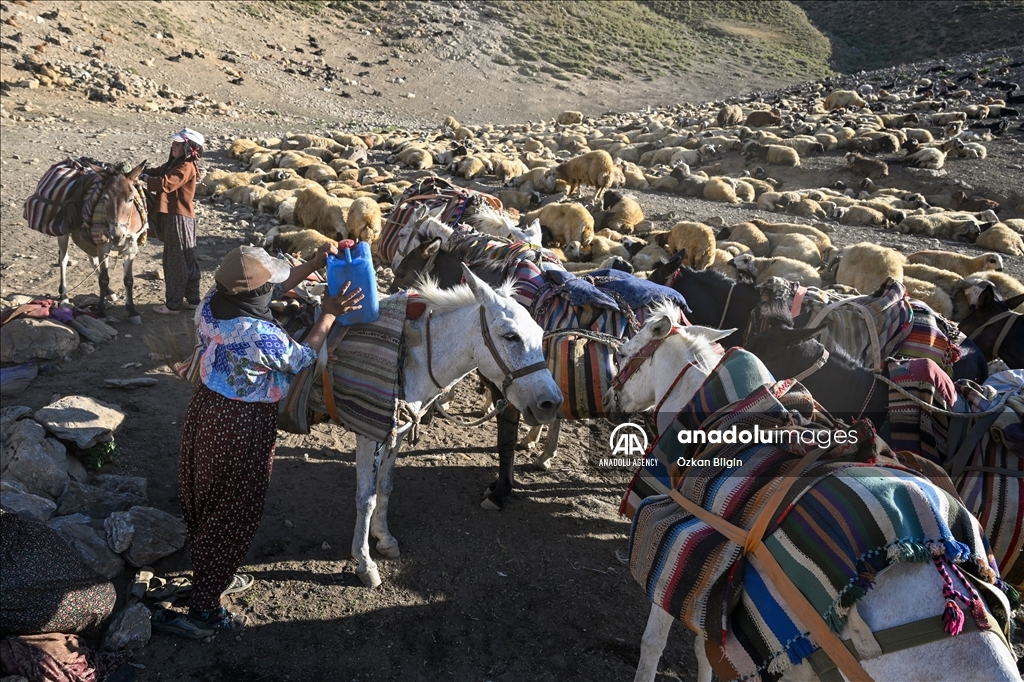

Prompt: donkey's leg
[58,235,71,304]
[96,254,110,318]
[352,436,383,587]
[520,424,543,450]
[369,434,405,559]
[123,250,141,324]
[633,604,675,682]
[532,419,561,470]
[482,404,520,510]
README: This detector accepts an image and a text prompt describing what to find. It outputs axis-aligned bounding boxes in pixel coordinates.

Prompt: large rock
[122,506,188,567]
[0,405,34,443]
[101,602,151,651]
[0,318,79,364]
[65,455,88,483]
[51,520,125,579]
[33,396,125,448]
[55,480,146,518]
[0,489,58,522]
[104,510,134,553]
[1,420,69,498]
[91,474,148,501]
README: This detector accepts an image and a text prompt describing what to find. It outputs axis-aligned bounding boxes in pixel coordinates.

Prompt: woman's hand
[313,242,339,270]
[322,281,363,318]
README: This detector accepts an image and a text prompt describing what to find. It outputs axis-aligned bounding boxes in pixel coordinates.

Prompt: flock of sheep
[196,73,1024,322]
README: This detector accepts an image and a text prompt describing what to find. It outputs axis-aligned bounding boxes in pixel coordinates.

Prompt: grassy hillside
[796,0,1024,72]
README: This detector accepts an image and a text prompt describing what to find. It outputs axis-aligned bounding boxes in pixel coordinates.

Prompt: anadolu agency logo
[599,423,656,468]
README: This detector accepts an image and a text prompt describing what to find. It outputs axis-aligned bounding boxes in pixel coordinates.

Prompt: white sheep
[766,233,821,266]
[906,250,1004,277]
[897,214,981,241]
[835,243,904,295]
[733,254,821,287]
[975,225,1024,257]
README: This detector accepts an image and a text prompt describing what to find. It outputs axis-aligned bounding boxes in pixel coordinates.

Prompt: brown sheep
[907,250,1003,277]
[717,104,744,127]
[599,191,644,233]
[551,150,618,202]
[345,197,382,245]
[667,221,715,270]
[294,185,353,240]
[846,152,889,179]
[525,203,594,248]
[744,110,782,127]
[951,190,1000,214]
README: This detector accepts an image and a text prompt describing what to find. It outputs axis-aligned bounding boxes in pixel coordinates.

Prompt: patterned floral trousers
[159,213,201,311]
[178,383,278,611]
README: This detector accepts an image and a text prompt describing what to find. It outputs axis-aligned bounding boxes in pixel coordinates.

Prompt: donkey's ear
[687,325,736,343]
[778,324,827,346]
[976,284,996,310]
[1002,292,1024,310]
[462,264,495,302]
[422,237,442,256]
[649,315,674,339]
[128,161,147,181]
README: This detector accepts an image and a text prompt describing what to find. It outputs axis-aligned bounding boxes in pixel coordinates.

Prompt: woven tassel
[943,599,965,636]
[927,541,945,557]
[943,538,972,563]
[1001,581,1021,608]
[886,544,903,562]
[786,635,816,666]
[824,608,844,633]
[970,599,991,631]
[769,652,792,675]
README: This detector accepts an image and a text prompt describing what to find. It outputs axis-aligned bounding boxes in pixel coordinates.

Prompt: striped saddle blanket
[750,278,962,375]
[308,292,410,446]
[627,381,1001,681]
[24,158,107,238]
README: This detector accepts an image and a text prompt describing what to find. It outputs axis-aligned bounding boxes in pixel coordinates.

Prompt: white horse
[604,302,1018,682]
[350,266,563,587]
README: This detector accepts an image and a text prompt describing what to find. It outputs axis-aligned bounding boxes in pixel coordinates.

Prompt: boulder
[0,479,29,494]
[47,513,94,531]
[55,481,146,518]
[104,510,134,553]
[91,474,148,501]
[65,454,88,483]
[33,395,125,448]
[0,490,58,522]
[122,506,187,567]
[101,602,151,651]
[1,420,69,498]
[0,405,34,443]
[51,520,125,578]
[0,318,79,364]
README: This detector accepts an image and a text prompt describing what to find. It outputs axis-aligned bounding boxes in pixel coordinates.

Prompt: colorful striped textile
[627,384,998,681]
[308,292,409,446]
[23,158,104,237]
[620,348,776,518]
[377,176,502,266]
[885,357,958,464]
[954,370,1024,587]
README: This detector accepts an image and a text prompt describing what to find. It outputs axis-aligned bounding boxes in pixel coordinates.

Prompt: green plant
[77,440,119,472]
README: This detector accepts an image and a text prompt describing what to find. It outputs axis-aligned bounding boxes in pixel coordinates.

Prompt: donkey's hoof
[127,315,142,325]
[376,542,400,559]
[356,567,382,588]
[532,456,554,471]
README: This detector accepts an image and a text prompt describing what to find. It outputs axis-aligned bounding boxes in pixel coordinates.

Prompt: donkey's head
[96,161,147,241]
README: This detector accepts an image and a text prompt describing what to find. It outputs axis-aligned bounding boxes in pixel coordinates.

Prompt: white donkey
[604,302,1018,682]
[350,266,563,587]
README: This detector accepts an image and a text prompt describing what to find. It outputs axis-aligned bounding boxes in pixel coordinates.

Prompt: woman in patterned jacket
[154,244,362,639]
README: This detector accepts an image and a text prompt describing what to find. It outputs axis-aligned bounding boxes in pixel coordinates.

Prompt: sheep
[960,272,1024,312]
[198,169,266,197]
[294,185,354,241]
[1001,219,1024,235]
[666,222,715,270]
[825,90,867,110]
[952,138,988,160]
[525,203,594,248]
[897,214,981,241]
[835,243,904,295]
[903,263,964,294]
[228,138,261,159]
[345,197,383,245]
[631,242,671,271]
[904,147,945,169]
[494,158,530,184]
[878,113,920,128]
[907,250,1004,277]
[930,111,967,126]
[789,197,828,220]
[264,227,335,261]
[777,136,825,156]
[951,190,999,214]
[746,143,800,166]
[838,205,887,227]
[975,224,1024,256]
[709,249,740,279]
[732,254,822,287]
[277,150,322,172]
[599,191,644,232]
[277,197,299,225]
[248,151,279,172]
[745,110,782,127]
[304,163,339,185]
[720,222,770,257]
[221,184,269,208]
[581,234,630,263]
[451,155,491,180]
[512,167,559,193]
[903,276,954,318]
[550,150,618,202]
[717,103,744,127]
[257,188,300,216]
[717,241,752,256]
[766,232,822,266]
[751,220,832,253]
[495,190,537,213]
[557,111,584,125]
[702,177,739,203]
[846,152,889,178]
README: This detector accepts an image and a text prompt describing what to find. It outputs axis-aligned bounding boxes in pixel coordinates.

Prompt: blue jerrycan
[326,240,379,325]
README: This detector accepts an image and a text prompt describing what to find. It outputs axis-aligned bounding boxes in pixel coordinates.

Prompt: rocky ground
[1,2,1023,681]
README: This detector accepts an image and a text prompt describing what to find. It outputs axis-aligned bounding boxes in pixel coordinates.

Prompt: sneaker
[222,573,255,597]
[151,609,216,640]
[187,606,247,632]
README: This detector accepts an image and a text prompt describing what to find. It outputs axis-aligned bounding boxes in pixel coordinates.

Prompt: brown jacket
[146,161,197,217]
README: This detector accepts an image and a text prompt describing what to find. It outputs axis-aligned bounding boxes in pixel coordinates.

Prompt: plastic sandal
[188,606,247,632]
[150,609,216,640]
[153,304,181,315]
[222,573,254,597]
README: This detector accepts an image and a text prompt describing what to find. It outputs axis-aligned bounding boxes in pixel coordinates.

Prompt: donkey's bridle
[425,305,549,395]
[609,325,684,392]
[966,309,1019,359]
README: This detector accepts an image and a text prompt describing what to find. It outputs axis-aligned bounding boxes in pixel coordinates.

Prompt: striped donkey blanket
[308,292,409,446]
[627,382,1002,681]
[750,278,962,375]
